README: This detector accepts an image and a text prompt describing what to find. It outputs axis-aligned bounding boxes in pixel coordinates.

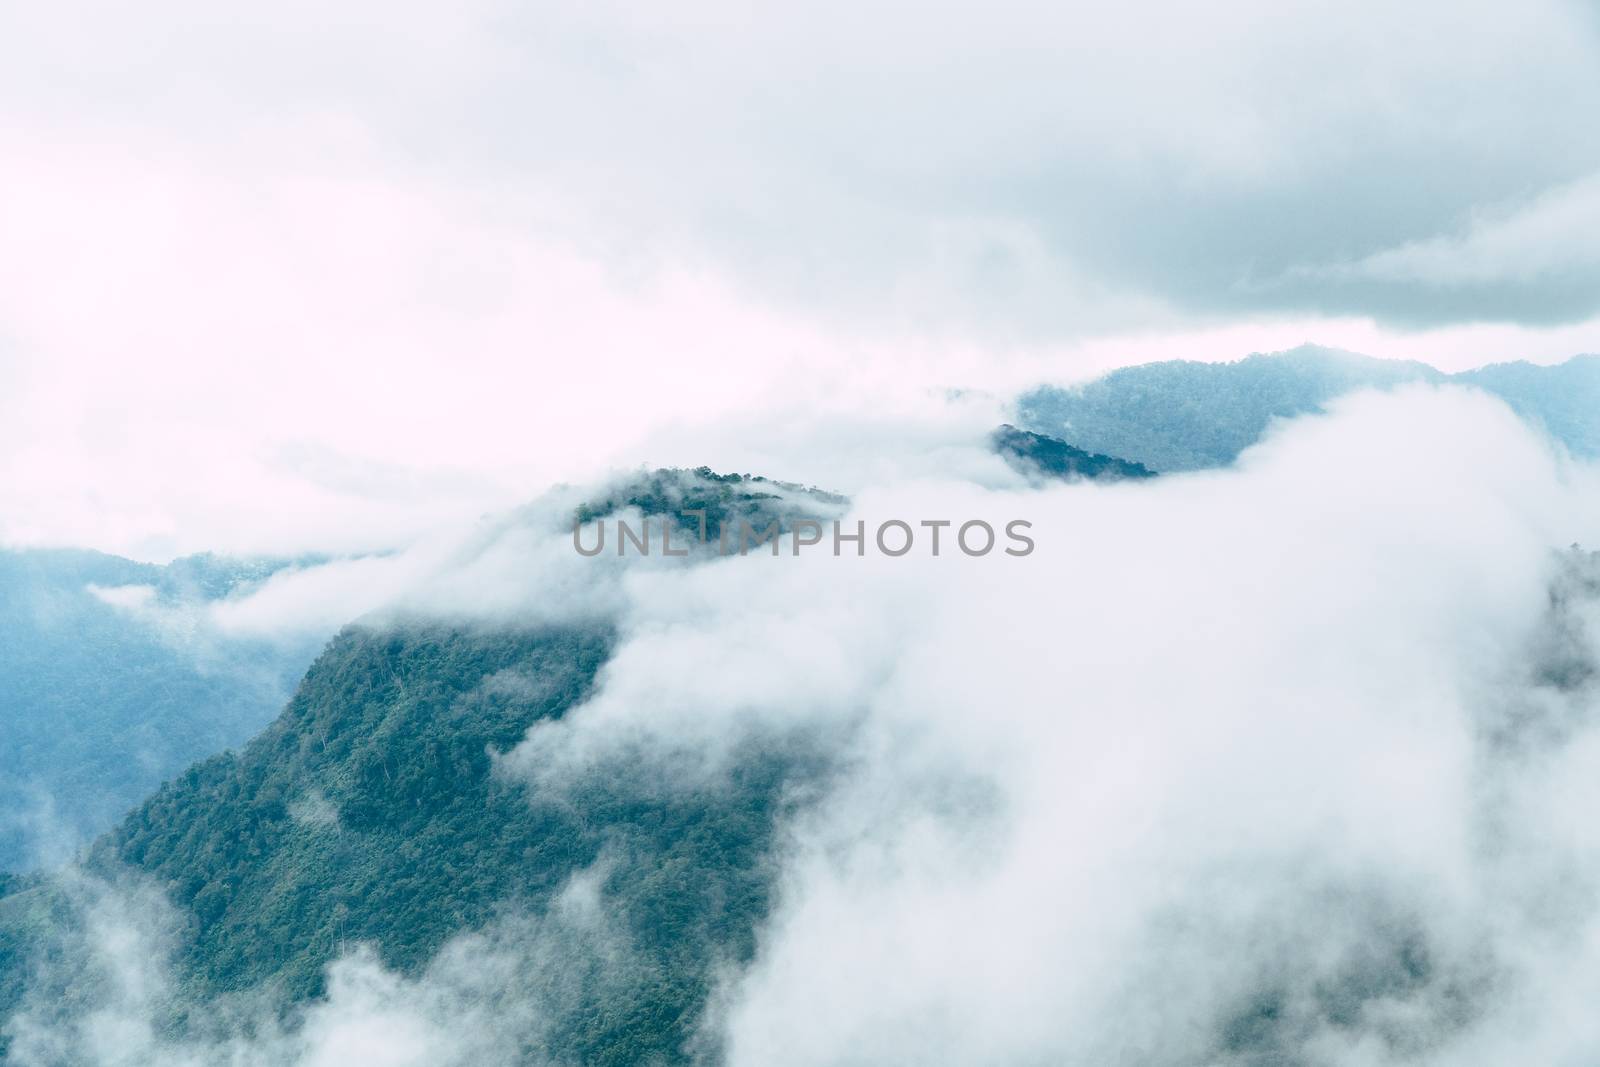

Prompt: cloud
[493,385,1600,1064]
[11,387,1600,1064]
[9,2,1600,1059]
[135,402,1011,641]
[1283,172,1600,324]
[4,863,638,1067]
[7,0,1598,336]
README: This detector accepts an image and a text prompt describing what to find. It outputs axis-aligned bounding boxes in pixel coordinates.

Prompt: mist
[9,385,1600,1064]
[510,385,1600,1064]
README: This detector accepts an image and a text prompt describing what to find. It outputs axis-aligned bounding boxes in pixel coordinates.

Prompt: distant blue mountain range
[1017,346,1600,473]
[0,549,324,871]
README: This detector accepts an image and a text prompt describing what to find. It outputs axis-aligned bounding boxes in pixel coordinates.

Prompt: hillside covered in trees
[991,425,1155,482]
[0,468,850,1065]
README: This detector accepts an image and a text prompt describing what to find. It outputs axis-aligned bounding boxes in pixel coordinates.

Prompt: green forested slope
[992,425,1156,482]
[4,621,809,1065]
[0,469,845,1065]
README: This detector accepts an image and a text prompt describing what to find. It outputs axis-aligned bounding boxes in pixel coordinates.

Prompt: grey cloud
[1266,173,1600,326]
[5,1,1599,334]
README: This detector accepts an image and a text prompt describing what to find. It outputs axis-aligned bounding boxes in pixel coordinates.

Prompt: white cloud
[494,386,1600,1064]
[12,388,1600,1063]
[4,865,633,1067]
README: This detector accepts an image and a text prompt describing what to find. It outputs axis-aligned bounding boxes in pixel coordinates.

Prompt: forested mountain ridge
[0,467,850,1065]
[991,425,1156,482]
[1017,346,1599,472]
[1456,355,1600,460]
[4,431,1596,1064]
[0,466,848,877]
[574,466,848,540]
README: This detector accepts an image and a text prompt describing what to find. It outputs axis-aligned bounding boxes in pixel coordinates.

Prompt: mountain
[0,469,845,1065]
[1015,345,1599,472]
[1455,355,1600,460]
[0,549,325,872]
[2,452,1599,1063]
[991,425,1156,482]
[573,465,849,533]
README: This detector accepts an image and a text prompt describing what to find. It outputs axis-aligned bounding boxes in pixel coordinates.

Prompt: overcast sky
[3,0,1599,560]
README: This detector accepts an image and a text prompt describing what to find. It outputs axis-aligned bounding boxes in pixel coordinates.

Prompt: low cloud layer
[108,400,1012,641]
[508,386,1600,1064]
[4,866,637,1067]
[11,387,1600,1064]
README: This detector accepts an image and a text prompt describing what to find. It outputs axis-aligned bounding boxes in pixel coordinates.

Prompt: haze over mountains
[5,0,1600,1061]
[1,351,1599,1065]
[0,551,326,873]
